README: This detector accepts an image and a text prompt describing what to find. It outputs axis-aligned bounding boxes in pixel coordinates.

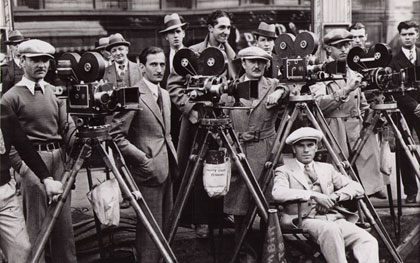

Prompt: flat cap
[286,127,323,145]
[18,39,55,59]
[237,46,272,61]
[324,28,353,46]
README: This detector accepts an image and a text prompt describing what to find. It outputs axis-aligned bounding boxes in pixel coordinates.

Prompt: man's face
[208,16,231,44]
[21,56,50,82]
[110,45,129,64]
[165,27,185,50]
[350,28,367,48]
[256,36,275,55]
[399,27,419,49]
[328,41,351,62]
[143,52,166,84]
[293,140,318,164]
[241,58,267,80]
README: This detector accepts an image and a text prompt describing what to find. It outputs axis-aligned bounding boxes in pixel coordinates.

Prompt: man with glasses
[311,29,386,198]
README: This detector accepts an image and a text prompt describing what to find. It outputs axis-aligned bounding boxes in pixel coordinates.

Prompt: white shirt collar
[402,46,416,62]
[115,61,128,75]
[143,78,159,101]
[16,76,46,95]
[169,46,183,71]
[296,159,315,171]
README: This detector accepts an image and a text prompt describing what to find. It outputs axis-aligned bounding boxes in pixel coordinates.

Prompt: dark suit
[1,60,24,94]
[103,60,142,87]
[389,47,420,196]
[110,79,177,263]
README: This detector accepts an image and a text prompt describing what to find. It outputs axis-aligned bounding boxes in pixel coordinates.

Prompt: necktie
[304,164,318,184]
[118,64,125,77]
[409,50,415,64]
[34,82,42,92]
[156,86,163,112]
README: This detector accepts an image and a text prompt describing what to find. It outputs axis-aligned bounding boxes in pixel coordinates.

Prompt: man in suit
[103,33,142,88]
[272,127,379,263]
[111,46,177,263]
[167,9,236,236]
[159,13,188,148]
[389,20,420,203]
[349,22,368,49]
[311,28,386,199]
[253,22,280,78]
[1,30,28,94]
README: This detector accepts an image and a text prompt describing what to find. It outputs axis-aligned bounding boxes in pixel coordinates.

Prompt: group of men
[0,7,419,263]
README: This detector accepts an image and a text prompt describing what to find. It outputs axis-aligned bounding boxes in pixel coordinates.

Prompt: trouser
[0,179,31,262]
[302,218,379,263]
[19,148,77,263]
[135,176,173,263]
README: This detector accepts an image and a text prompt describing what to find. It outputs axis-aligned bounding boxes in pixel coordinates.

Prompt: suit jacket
[389,47,420,117]
[110,79,178,186]
[103,60,142,87]
[1,60,24,94]
[272,158,364,229]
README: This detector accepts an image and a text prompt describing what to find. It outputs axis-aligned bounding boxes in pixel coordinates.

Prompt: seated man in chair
[272,127,379,263]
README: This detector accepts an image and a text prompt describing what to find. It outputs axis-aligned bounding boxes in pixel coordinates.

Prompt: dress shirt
[402,46,417,64]
[143,78,160,102]
[16,76,46,95]
[115,61,128,76]
[169,46,183,72]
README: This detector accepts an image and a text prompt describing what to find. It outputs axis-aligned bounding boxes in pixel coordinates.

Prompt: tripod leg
[29,144,91,263]
[97,142,178,263]
[228,105,300,263]
[307,103,404,263]
[386,184,398,240]
[165,130,211,244]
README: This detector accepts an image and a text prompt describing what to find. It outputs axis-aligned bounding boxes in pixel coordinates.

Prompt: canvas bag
[203,155,231,198]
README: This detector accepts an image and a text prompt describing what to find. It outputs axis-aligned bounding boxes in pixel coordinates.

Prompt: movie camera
[347,43,420,91]
[274,31,346,82]
[173,47,258,106]
[56,52,139,126]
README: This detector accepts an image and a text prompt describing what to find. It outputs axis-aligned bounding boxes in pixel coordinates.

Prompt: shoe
[406,194,417,204]
[368,190,387,199]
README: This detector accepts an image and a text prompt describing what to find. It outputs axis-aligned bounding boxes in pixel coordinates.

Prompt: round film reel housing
[347,43,392,71]
[173,48,199,76]
[78,52,106,83]
[59,52,81,78]
[198,47,226,76]
[275,33,296,59]
[294,32,318,57]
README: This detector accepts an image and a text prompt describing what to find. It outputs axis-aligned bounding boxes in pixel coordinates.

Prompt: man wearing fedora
[272,127,379,263]
[1,30,28,94]
[253,22,280,78]
[103,33,142,88]
[94,36,112,66]
[310,29,386,199]
[159,13,188,149]
[2,39,77,263]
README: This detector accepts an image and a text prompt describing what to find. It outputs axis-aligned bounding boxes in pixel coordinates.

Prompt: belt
[237,128,275,142]
[34,142,61,152]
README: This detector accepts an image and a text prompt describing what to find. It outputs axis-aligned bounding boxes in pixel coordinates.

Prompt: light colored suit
[272,158,378,263]
[110,79,178,263]
[103,60,142,87]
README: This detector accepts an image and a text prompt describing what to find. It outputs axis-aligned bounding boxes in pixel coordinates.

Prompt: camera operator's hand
[43,177,64,203]
[310,191,336,209]
[344,72,363,95]
[413,104,420,118]
[266,89,284,105]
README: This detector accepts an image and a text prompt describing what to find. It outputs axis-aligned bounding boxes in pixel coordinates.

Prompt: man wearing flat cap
[94,36,112,66]
[272,127,379,263]
[310,28,386,199]
[103,33,142,88]
[223,46,287,262]
[2,39,77,263]
[1,30,28,94]
[253,22,280,78]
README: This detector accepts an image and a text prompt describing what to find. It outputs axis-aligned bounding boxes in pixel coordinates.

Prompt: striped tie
[409,50,415,64]
[304,164,318,183]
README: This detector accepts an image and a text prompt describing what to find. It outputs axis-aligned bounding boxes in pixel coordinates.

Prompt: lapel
[313,162,330,194]
[139,80,165,128]
[288,160,310,190]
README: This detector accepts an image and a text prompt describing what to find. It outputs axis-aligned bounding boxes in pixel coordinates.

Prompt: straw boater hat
[237,46,272,61]
[105,33,130,51]
[95,37,110,51]
[323,29,353,46]
[5,30,29,45]
[253,22,278,40]
[18,39,55,59]
[159,13,189,34]
[285,127,323,145]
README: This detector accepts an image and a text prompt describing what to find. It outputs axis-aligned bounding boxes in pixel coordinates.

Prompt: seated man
[272,127,379,263]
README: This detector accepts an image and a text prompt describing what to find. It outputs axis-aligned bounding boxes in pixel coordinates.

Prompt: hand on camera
[266,89,284,105]
[43,177,64,203]
[345,73,363,95]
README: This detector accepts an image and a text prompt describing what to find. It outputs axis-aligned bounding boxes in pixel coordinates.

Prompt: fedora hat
[106,33,130,51]
[5,30,29,45]
[159,13,189,34]
[253,22,277,40]
[95,37,109,51]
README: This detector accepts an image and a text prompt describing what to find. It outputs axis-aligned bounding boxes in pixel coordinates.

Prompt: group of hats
[94,33,131,52]
[5,30,55,59]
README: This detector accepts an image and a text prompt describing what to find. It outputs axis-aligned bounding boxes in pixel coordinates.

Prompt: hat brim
[159,22,189,34]
[5,38,29,45]
[328,38,352,46]
[241,55,271,61]
[286,136,321,145]
[94,45,107,51]
[252,31,277,40]
[23,53,54,59]
[106,41,130,51]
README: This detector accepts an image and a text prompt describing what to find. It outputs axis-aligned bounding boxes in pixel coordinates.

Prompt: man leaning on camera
[1,39,77,263]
